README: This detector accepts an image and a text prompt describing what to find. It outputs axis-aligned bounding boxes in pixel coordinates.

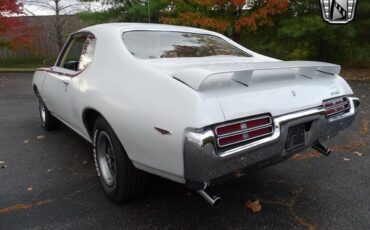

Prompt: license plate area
[285,124,306,152]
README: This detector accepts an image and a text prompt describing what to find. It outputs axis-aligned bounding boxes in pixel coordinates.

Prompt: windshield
[122,31,251,59]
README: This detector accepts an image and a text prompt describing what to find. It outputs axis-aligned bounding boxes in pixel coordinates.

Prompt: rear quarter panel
[73,27,225,182]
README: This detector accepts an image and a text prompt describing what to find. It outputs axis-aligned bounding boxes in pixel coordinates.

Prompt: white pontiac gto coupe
[32,23,359,207]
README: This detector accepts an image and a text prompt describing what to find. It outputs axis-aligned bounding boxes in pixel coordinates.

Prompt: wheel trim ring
[40,103,46,123]
[97,131,117,187]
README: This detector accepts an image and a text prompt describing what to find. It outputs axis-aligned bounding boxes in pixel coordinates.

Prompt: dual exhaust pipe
[196,141,331,208]
[197,190,221,208]
[312,141,332,156]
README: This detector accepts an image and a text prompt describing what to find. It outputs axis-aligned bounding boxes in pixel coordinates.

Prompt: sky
[22,0,109,16]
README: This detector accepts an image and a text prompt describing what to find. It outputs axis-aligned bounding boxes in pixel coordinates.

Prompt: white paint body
[32,23,354,183]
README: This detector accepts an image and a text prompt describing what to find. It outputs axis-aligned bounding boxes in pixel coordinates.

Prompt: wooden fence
[0,15,86,60]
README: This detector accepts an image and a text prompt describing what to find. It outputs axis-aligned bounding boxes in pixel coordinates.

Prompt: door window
[58,34,96,72]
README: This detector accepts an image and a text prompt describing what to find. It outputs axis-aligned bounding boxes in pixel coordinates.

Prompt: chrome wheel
[40,102,46,123]
[97,131,116,187]
[92,116,149,202]
[37,97,60,131]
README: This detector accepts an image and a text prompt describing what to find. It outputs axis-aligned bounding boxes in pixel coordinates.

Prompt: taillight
[215,115,273,148]
[323,97,350,117]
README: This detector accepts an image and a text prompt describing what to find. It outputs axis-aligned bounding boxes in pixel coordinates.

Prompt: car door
[43,33,96,126]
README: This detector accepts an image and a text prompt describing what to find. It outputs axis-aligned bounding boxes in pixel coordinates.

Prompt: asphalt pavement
[0,73,369,230]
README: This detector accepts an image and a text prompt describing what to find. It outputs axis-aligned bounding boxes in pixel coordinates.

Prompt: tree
[78,0,165,24]
[78,0,288,42]
[241,0,369,66]
[77,0,369,67]
[24,0,90,51]
[0,0,30,49]
[160,0,289,41]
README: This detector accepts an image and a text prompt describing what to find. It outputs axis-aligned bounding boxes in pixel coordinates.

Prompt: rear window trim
[121,30,253,59]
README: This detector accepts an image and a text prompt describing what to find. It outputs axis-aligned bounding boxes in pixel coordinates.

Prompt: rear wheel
[92,116,148,203]
[38,98,60,131]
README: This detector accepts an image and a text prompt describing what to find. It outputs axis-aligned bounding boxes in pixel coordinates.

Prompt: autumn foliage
[78,0,369,67]
[0,0,31,49]
[235,0,289,31]
[160,0,289,39]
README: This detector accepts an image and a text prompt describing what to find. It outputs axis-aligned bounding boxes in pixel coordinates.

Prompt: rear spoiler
[172,61,340,91]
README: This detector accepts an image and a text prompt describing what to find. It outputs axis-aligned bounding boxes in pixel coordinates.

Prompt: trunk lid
[208,73,347,120]
[145,57,352,120]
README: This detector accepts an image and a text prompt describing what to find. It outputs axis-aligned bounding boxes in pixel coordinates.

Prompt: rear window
[122,31,251,59]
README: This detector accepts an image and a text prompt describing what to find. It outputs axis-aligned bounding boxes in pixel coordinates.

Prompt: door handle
[61,78,70,86]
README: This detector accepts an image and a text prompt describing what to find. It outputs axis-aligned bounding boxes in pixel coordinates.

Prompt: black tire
[92,116,148,203]
[38,98,60,131]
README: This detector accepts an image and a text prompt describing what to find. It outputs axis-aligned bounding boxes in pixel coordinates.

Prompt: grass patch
[0,67,36,72]
[0,58,45,68]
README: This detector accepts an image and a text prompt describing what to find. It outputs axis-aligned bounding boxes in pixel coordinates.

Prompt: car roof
[80,23,217,35]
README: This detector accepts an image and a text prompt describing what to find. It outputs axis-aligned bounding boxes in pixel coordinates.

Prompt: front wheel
[38,98,60,131]
[92,116,148,203]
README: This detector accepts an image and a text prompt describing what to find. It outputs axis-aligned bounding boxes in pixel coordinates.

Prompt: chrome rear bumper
[184,97,360,189]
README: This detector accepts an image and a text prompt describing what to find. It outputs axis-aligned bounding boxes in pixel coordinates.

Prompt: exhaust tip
[197,190,222,208]
[353,98,360,108]
[313,141,332,156]
[212,196,222,208]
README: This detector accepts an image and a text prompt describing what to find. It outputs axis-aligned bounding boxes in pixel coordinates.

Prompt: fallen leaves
[294,216,316,230]
[333,140,366,152]
[0,161,7,169]
[22,135,45,143]
[291,151,321,160]
[234,170,246,178]
[0,199,54,214]
[245,199,262,213]
[359,119,368,137]
[354,151,364,157]
[36,135,45,140]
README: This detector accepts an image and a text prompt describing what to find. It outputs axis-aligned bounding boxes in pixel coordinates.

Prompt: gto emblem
[320,0,358,24]
[292,90,297,97]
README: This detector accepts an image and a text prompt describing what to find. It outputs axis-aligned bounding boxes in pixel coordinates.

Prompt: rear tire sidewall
[92,117,132,202]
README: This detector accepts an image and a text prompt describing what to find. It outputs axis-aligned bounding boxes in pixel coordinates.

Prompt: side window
[58,34,96,72]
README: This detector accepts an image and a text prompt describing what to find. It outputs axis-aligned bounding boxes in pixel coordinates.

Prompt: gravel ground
[0,73,369,230]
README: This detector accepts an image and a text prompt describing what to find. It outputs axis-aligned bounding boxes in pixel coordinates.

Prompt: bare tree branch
[59,3,89,11]
[23,0,87,51]
[23,7,36,16]
[25,0,56,10]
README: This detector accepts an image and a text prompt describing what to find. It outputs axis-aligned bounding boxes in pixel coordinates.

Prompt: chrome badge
[320,0,358,24]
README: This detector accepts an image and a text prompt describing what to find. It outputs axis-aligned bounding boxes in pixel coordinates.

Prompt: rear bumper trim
[184,97,359,189]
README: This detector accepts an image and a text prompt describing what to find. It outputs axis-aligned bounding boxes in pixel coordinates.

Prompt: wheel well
[83,108,102,138]
[33,85,40,98]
